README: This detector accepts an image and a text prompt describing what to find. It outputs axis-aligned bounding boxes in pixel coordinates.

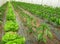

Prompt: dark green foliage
[14,2,60,26]
[37,23,53,43]
[0,3,7,25]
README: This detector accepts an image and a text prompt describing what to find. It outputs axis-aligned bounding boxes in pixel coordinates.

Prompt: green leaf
[48,31,53,39]
[43,38,47,43]
[37,33,43,41]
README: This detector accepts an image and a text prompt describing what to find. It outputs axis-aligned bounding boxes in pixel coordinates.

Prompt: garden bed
[12,2,60,44]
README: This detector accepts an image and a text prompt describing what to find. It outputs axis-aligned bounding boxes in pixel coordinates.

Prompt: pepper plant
[36,23,53,43]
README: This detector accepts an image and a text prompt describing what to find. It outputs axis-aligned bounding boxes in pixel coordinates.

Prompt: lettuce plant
[2,32,25,44]
[2,32,18,42]
[5,38,25,44]
[6,7,16,21]
[4,21,19,31]
[6,2,16,21]
[6,13,16,21]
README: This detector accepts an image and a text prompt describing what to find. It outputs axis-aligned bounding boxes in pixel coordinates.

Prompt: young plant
[2,32,18,42]
[37,23,53,43]
[5,38,25,44]
[6,11,16,21]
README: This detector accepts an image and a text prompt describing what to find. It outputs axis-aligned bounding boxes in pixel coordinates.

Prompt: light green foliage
[2,32,25,44]
[4,21,19,31]
[37,23,53,43]
[6,8,16,21]
[2,1,26,44]
[47,31,53,39]
[38,32,43,41]
[6,2,16,21]
[2,32,18,42]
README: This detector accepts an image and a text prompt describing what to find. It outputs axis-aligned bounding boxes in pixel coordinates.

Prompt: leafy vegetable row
[14,2,60,26]
[12,3,53,43]
[2,2,25,44]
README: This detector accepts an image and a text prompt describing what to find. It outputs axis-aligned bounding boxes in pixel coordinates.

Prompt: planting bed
[0,1,60,44]
[12,2,60,44]
[13,2,60,28]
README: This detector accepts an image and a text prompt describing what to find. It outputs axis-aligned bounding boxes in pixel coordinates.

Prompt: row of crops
[0,1,60,44]
[12,2,53,43]
[0,3,7,26]
[2,2,25,44]
[13,2,60,27]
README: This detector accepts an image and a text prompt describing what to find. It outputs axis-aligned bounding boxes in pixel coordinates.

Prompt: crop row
[14,2,60,26]
[0,3,7,25]
[2,2,25,44]
[12,3,53,43]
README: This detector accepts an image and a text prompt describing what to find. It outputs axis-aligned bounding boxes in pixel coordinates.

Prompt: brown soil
[0,25,2,40]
